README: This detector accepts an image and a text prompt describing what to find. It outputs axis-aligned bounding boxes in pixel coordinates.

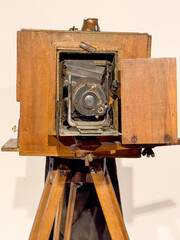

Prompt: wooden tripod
[28,162,130,240]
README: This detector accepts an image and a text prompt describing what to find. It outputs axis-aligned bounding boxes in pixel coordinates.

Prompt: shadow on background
[117,160,180,239]
[14,157,45,218]
[118,162,176,222]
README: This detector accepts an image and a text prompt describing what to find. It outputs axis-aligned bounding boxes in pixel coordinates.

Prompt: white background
[0,0,180,239]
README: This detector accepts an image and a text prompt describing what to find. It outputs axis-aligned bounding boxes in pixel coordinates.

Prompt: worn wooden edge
[18,148,142,158]
[2,138,180,155]
[19,136,142,157]
[16,31,21,102]
[147,35,152,58]
[121,57,176,63]
[20,29,150,36]
[1,138,19,152]
[122,138,180,148]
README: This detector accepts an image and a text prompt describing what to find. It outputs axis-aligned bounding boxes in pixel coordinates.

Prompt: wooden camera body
[3,24,177,158]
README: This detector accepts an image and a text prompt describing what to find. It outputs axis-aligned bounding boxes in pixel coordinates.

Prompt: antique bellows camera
[58,54,119,136]
[2,18,178,240]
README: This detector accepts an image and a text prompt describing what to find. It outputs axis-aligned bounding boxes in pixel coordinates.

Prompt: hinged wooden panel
[121,58,177,144]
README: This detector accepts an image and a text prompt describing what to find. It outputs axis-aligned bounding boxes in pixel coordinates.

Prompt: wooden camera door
[121,58,177,145]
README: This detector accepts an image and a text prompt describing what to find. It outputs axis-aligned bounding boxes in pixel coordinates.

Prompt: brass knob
[12,125,18,132]
[81,18,100,32]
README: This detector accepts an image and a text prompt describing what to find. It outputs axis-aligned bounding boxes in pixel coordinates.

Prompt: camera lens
[82,92,97,109]
[84,94,96,108]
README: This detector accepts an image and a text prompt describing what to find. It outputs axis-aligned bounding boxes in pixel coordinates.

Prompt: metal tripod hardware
[142,147,155,157]
[80,152,93,166]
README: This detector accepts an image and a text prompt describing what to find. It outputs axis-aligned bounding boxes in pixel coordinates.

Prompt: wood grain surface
[29,170,66,240]
[90,165,129,240]
[29,172,52,240]
[121,58,177,144]
[1,138,19,151]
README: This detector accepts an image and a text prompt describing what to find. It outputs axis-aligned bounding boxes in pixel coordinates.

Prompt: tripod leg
[90,164,130,240]
[63,183,78,240]
[105,167,129,239]
[29,170,67,240]
[29,172,52,240]
[53,188,65,240]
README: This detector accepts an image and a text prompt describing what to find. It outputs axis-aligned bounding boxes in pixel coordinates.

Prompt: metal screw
[131,136,137,144]
[164,134,171,143]
[97,107,103,113]
[91,167,97,173]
